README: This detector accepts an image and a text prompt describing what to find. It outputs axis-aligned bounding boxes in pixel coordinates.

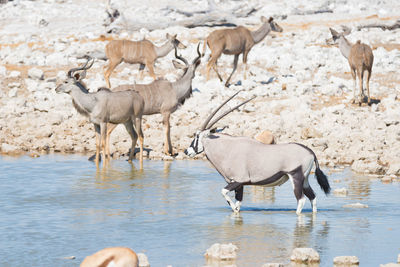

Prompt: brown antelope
[329,27,374,105]
[80,247,138,267]
[104,33,186,87]
[203,16,283,87]
[56,57,145,168]
[103,44,202,157]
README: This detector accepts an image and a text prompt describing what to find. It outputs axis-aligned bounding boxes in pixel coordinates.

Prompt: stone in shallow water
[138,253,150,267]
[334,255,359,265]
[205,243,238,261]
[262,263,284,267]
[290,247,320,263]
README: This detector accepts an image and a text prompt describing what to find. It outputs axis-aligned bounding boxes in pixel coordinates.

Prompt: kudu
[185,90,331,215]
[80,247,138,267]
[56,57,145,167]
[105,43,202,156]
[104,33,186,87]
[329,27,374,105]
[203,16,283,87]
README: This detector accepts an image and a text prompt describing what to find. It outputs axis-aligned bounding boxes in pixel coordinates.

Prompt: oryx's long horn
[200,90,243,130]
[67,56,94,79]
[174,45,188,66]
[206,95,256,130]
[192,42,201,64]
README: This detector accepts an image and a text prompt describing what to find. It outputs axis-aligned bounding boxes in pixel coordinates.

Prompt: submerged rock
[205,243,238,261]
[334,256,359,266]
[137,253,150,267]
[290,248,320,263]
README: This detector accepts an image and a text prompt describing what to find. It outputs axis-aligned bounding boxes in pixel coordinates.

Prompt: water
[0,154,399,267]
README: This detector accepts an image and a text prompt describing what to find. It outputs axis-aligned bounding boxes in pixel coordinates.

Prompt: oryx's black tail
[292,142,331,195]
[315,164,330,195]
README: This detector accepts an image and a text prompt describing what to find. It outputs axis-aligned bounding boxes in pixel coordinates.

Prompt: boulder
[205,243,238,261]
[1,143,20,154]
[28,67,44,80]
[333,256,359,265]
[290,248,320,263]
[255,130,275,144]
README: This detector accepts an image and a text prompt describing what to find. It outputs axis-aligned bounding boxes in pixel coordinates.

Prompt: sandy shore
[0,0,400,177]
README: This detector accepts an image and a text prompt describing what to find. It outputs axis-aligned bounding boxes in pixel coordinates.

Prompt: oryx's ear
[172,59,186,69]
[173,34,177,39]
[166,33,171,39]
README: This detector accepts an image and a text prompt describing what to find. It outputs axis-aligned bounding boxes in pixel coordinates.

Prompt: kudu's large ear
[172,59,186,70]
[329,28,339,37]
[341,25,351,36]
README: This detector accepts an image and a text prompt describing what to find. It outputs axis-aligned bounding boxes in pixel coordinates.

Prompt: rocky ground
[0,0,400,177]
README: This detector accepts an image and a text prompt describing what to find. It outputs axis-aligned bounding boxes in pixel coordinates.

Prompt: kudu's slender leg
[104,59,121,88]
[146,60,157,80]
[105,123,118,160]
[100,122,108,168]
[357,68,364,105]
[134,116,144,168]
[366,69,372,104]
[138,63,145,80]
[94,124,101,168]
[221,182,243,212]
[225,54,239,87]
[242,50,249,80]
[206,49,223,82]
[351,67,357,104]
[123,120,138,162]
[162,112,173,155]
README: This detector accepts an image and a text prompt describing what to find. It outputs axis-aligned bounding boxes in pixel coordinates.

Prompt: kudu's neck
[155,40,174,58]
[338,36,352,59]
[69,82,97,114]
[172,67,194,101]
[251,22,271,44]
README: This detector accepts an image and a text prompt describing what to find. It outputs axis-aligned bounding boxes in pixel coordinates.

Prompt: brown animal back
[207,26,251,54]
[350,42,373,71]
[106,39,156,63]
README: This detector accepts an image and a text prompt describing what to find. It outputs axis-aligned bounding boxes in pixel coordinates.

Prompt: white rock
[8,87,18,98]
[262,263,284,267]
[334,256,359,265]
[380,264,400,267]
[1,143,20,154]
[0,65,6,76]
[28,67,44,80]
[205,243,238,261]
[9,70,21,78]
[137,253,150,267]
[290,248,320,263]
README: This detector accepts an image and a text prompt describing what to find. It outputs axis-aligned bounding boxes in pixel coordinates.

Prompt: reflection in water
[250,186,276,204]
[347,173,372,201]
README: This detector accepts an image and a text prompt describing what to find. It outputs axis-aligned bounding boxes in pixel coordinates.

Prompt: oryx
[184,91,331,215]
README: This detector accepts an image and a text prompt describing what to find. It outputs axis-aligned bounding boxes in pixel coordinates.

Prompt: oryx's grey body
[204,134,314,186]
[185,90,330,215]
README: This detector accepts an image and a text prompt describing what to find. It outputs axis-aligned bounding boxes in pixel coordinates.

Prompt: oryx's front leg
[221,182,243,213]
